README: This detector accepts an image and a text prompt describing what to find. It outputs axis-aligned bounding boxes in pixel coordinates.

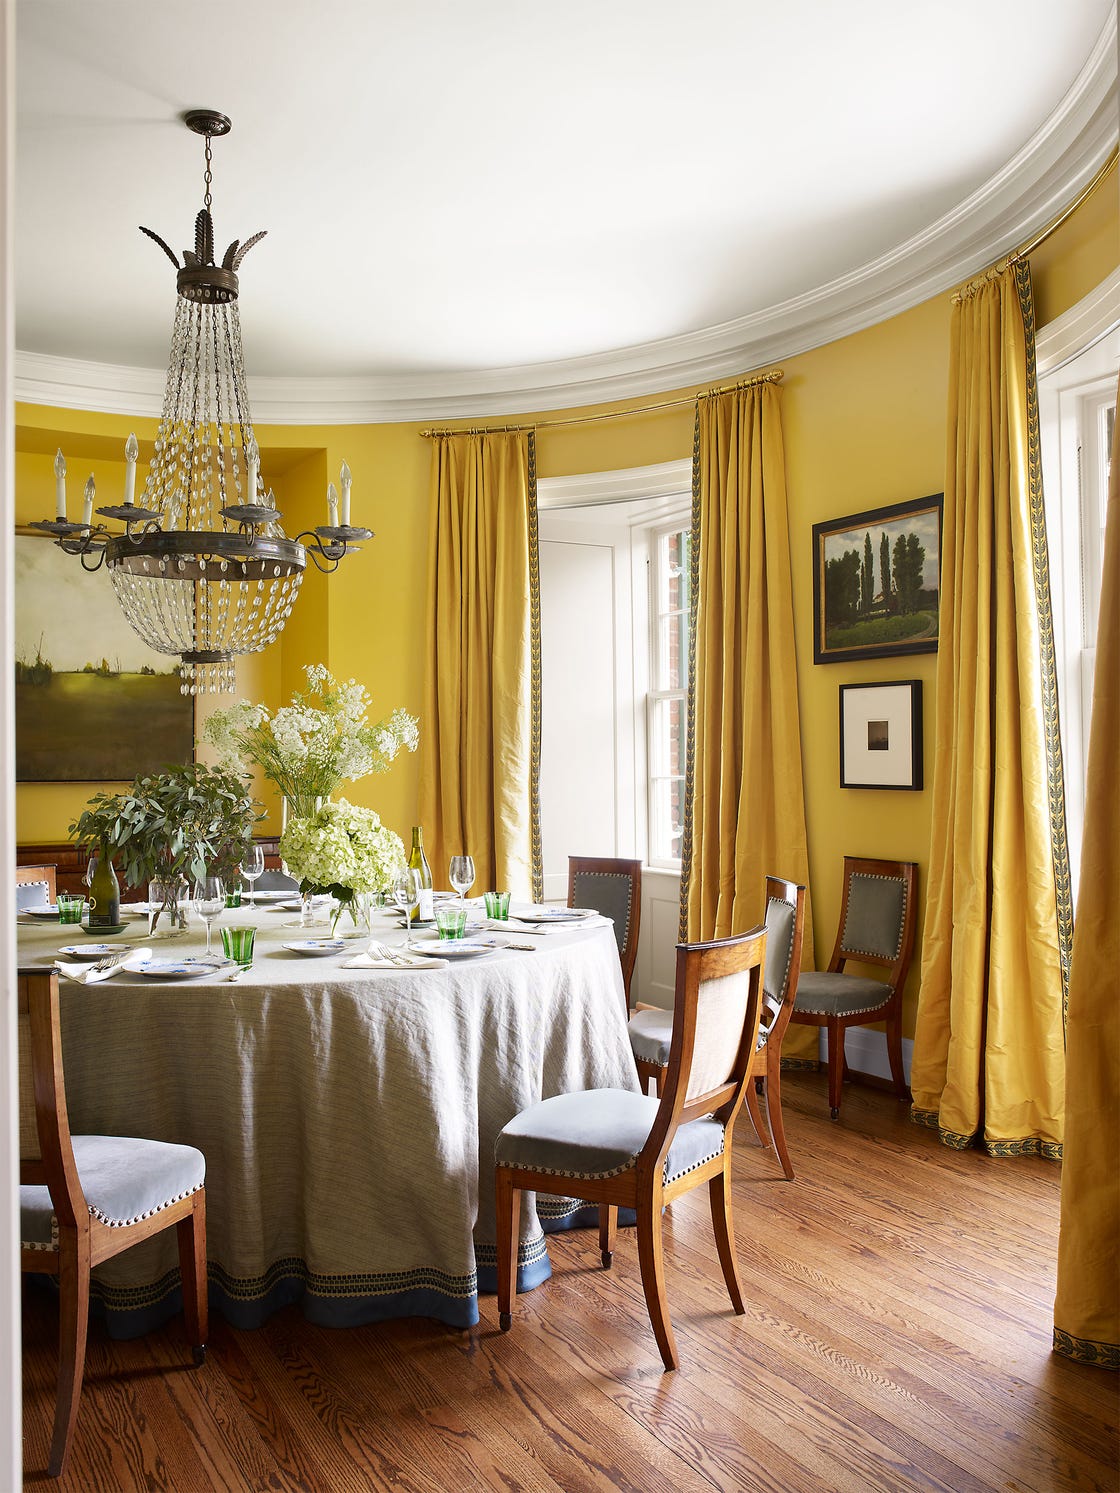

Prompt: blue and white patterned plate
[283,940,348,956]
[140,959,224,980]
[58,943,120,960]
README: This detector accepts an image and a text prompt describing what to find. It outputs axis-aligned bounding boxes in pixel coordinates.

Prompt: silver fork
[370,941,410,967]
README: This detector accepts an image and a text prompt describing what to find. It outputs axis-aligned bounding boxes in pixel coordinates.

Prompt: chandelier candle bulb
[339,462,352,528]
[327,482,339,528]
[54,449,66,518]
[81,477,95,529]
[123,433,139,504]
[246,436,259,501]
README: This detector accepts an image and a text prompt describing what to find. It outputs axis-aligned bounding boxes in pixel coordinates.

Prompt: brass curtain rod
[1011,147,1117,263]
[419,369,783,439]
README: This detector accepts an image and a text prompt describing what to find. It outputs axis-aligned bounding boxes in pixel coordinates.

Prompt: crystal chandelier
[31,109,369,694]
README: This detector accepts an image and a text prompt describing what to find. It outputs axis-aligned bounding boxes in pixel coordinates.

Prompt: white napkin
[54,946,153,984]
[344,942,448,971]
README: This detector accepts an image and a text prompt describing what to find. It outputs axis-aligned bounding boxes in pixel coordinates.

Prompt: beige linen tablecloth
[18,905,638,1332]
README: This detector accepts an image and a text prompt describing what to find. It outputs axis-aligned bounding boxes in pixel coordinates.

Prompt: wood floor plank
[21,1072,1120,1492]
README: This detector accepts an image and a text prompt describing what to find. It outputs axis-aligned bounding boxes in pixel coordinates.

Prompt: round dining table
[18,897,639,1335]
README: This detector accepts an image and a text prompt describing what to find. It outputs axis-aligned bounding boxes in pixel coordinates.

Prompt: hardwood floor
[21,1071,1119,1492]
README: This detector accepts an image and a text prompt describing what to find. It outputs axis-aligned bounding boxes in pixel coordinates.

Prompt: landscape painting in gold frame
[15,531,194,782]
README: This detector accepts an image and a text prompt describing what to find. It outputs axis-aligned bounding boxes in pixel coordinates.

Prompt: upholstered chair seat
[626,1010,673,1070]
[21,1135,205,1249]
[791,972,893,1017]
[495,1089,725,1186]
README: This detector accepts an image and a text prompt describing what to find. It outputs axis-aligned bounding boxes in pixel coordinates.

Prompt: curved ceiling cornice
[15,17,1118,426]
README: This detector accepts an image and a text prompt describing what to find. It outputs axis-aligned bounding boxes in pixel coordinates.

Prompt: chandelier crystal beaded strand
[31,109,370,694]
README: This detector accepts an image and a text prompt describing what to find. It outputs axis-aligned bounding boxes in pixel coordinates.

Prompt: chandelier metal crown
[31,109,370,694]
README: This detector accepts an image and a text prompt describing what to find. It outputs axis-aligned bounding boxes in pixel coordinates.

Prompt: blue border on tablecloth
[49,1204,636,1340]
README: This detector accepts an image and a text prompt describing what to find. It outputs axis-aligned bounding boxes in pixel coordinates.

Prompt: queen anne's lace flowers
[204,666,418,807]
[279,799,405,901]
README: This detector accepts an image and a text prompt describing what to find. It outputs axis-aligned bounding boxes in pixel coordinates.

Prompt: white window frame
[1037,267,1120,892]
[646,519,691,870]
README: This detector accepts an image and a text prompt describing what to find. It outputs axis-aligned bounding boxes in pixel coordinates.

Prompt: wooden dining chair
[628,875,806,1179]
[495,923,767,1370]
[790,856,918,1119]
[567,855,642,1012]
[18,967,209,1478]
[16,863,58,898]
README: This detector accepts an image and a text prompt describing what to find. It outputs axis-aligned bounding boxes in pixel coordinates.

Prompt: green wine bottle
[409,825,434,922]
[87,845,120,929]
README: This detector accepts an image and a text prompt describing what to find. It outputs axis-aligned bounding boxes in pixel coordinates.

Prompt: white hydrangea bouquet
[279,799,406,934]
[204,664,419,816]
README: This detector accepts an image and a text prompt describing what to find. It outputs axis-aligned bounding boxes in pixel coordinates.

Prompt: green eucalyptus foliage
[70,763,262,887]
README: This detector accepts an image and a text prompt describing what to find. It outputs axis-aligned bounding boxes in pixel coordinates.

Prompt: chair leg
[49,1236,91,1479]
[763,1050,795,1181]
[598,1204,617,1268]
[495,1167,519,1332]
[708,1162,746,1315]
[826,1019,846,1120]
[176,1191,209,1365]
[635,1194,678,1370]
[743,1076,768,1150]
[885,1005,909,1099]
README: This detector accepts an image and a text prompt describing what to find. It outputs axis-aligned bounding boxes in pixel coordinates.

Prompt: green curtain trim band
[1052,1328,1120,1370]
[910,1106,1061,1159]
[526,431,544,905]
[779,1057,820,1072]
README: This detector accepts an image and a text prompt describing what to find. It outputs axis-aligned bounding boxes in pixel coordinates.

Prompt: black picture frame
[839,680,923,791]
[812,493,943,664]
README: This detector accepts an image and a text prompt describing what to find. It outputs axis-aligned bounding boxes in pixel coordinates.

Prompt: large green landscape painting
[15,535,193,782]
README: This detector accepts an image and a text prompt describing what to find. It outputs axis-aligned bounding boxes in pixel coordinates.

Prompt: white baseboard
[818,1028,914,1084]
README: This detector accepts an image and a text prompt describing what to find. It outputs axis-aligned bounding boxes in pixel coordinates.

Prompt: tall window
[648,523,691,866]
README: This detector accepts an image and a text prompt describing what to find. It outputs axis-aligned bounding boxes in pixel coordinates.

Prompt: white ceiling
[13,0,1118,421]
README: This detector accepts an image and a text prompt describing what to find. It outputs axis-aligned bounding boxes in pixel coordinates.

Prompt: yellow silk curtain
[910,262,1071,1154]
[680,379,814,1055]
[417,431,542,901]
[1052,376,1120,1369]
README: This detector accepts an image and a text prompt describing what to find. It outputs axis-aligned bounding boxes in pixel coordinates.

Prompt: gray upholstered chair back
[16,879,51,911]
[571,869,634,960]
[838,872,907,962]
[254,869,300,893]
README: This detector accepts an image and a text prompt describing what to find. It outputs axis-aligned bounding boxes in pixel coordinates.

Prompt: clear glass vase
[331,892,370,939]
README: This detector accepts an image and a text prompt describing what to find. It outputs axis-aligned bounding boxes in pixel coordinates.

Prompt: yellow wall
[13,168,1118,1037]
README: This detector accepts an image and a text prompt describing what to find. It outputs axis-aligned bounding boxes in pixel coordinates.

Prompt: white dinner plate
[510,907,594,924]
[58,943,121,960]
[140,959,227,980]
[283,939,348,956]
[423,940,494,959]
[22,906,60,920]
[249,889,302,902]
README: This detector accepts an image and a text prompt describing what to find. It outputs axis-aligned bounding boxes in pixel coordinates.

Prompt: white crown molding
[14,14,1118,425]
[537,459,692,510]
[1035,265,1120,375]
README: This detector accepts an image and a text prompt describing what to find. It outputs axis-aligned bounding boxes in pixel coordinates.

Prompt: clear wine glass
[392,867,421,949]
[448,855,476,910]
[83,852,98,890]
[242,844,265,904]
[193,875,225,957]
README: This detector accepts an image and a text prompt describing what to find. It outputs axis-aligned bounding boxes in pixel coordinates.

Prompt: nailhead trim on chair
[663,1139,724,1184]
[22,1182,205,1248]
[505,1139,726,1186]
[839,875,908,960]
[89,1181,204,1229]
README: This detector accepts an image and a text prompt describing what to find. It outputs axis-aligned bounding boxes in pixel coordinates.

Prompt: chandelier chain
[203,132,213,213]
